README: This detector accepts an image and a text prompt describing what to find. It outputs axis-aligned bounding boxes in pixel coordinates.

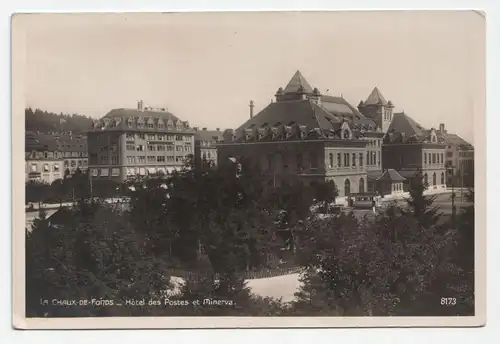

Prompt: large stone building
[382,112,447,192]
[87,101,195,182]
[217,71,387,200]
[436,123,474,186]
[194,127,224,167]
[25,131,63,184]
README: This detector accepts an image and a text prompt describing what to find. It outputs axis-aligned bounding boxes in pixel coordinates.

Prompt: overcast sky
[22,11,484,143]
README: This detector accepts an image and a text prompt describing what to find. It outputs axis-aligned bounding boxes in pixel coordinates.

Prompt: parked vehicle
[349,193,380,209]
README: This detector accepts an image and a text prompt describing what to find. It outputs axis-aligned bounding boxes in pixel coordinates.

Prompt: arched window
[359,178,365,193]
[441,172,445,185]
[424,173,428,186]
[433,172,437,186]
[344,179,351,196]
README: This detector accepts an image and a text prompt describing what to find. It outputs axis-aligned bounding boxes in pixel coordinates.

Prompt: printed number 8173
[440,297,457,306]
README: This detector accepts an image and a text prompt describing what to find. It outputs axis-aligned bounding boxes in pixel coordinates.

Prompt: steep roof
[103,108,180,122]
[195,130,224,142]
[388,112,427,137]
[377,169,406,182]
[236,99,342,132]
[364,87,388,106]
[283,70,314,94]
[320,95,377,129]
[438,132,472,148]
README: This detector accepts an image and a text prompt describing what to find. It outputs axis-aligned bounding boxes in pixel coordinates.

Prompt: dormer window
[343,130,350,139]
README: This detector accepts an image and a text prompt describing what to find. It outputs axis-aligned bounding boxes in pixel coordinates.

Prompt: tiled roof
[320,95,377,128]
[103,108,180,122]
[195,130,224,142]
[283,70,314,94]
[388,112,427,138]
[236,99,342,132]
[377,169,406,182]
[364,87,388,106]
[397,170,420,179]
[25,132,87,153]
[438,132,472,148]
[367,170,384,181]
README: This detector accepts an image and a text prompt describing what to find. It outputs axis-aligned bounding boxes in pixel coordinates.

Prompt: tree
[25,180,52,207]
[25,201,172,317]
[292,208,458,316]
[404,169,441,229]
[312,180,339,214]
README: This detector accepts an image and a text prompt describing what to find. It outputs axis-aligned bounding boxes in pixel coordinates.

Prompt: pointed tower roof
[364,87,388,106]
[283,70,314,94]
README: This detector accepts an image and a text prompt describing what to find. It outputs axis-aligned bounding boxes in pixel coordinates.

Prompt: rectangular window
[157,135,164,141]
[138,134,145,140]
[344,153,350,167]
[329,153,334,168]
[127,144,135,150]
[337,153,342,167]
[359,153,363,167]
[43,164,49,172]
[185,136,192,142]
[176,135,183,141]
[137,156,145,163]
[147,145,156,152]
[31,164,37,172]
[126,133,135,140]
[432,153,436,164]
[91,169,98,177]
[147,156,155,162]
[53,164,60,172]
[176,146,183,152]
[136,145,144,151]
[175,156,184,163]
[127,156,136,164]
[157,145,165,151]
[352,153,356,167]
[100,168,109,177]
[441,153,444,164]
[147,134,155,140]
[377,151,380,166]
[111,168,120,176]
[111,156,117,164]
[184,145,192,153]
[424,153,427,164]
[167,156,174,162]
[167,145,174,151]
[157,156,165,162]
[166,135,174,141]
[367,151,370,165]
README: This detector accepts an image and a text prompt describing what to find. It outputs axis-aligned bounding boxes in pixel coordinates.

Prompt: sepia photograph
[12,10,486,329]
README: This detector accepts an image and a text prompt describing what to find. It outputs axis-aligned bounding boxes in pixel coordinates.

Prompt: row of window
[126,144,192,153]
[124,120,185,131]
[28,151,88,159]
[423,152,445,165]
[30,163,60,173]
[423,172,446,186]
[459,151,474,158]
[202,152,216,160]
[327,151,380,169]
[125,133,192,142]
[91,168,121,177]
[126,155,185,164]
[366,139,381,147]
[64,159,87,167]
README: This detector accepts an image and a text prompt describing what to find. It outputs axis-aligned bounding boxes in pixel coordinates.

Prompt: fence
[166,266,301,281]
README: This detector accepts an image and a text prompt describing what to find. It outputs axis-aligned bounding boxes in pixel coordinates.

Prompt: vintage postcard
[12,11,486,329]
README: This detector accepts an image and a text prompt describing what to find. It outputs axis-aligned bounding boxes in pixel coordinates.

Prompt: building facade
[382,113,447,191]
[437,123,474,186]
[217,70,388,201]
[194,128,224,167]
[87,102,195,182]
[25,131,63,184]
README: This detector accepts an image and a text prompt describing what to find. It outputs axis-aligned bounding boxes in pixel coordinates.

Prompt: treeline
[25,161,475,317]
[25,107,93,134]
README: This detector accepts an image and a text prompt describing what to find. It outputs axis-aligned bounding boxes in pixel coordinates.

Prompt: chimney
[439,123,445,133]
[138,100,144,111]
[202,127,207,131]
[193,127,198,131]
[249,100,254,118]
[216,128,220,131]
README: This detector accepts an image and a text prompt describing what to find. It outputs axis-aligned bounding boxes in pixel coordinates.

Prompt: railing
[166,266,301,281]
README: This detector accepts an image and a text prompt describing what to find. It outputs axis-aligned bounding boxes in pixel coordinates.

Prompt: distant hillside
[25,108,93,134]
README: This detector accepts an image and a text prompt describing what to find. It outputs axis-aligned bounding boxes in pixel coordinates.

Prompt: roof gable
[283,70,314,94]
[388,112,427,137]
[365,87,388,106]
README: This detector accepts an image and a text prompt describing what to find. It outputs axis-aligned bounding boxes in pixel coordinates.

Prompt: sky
[21,11,484,143]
